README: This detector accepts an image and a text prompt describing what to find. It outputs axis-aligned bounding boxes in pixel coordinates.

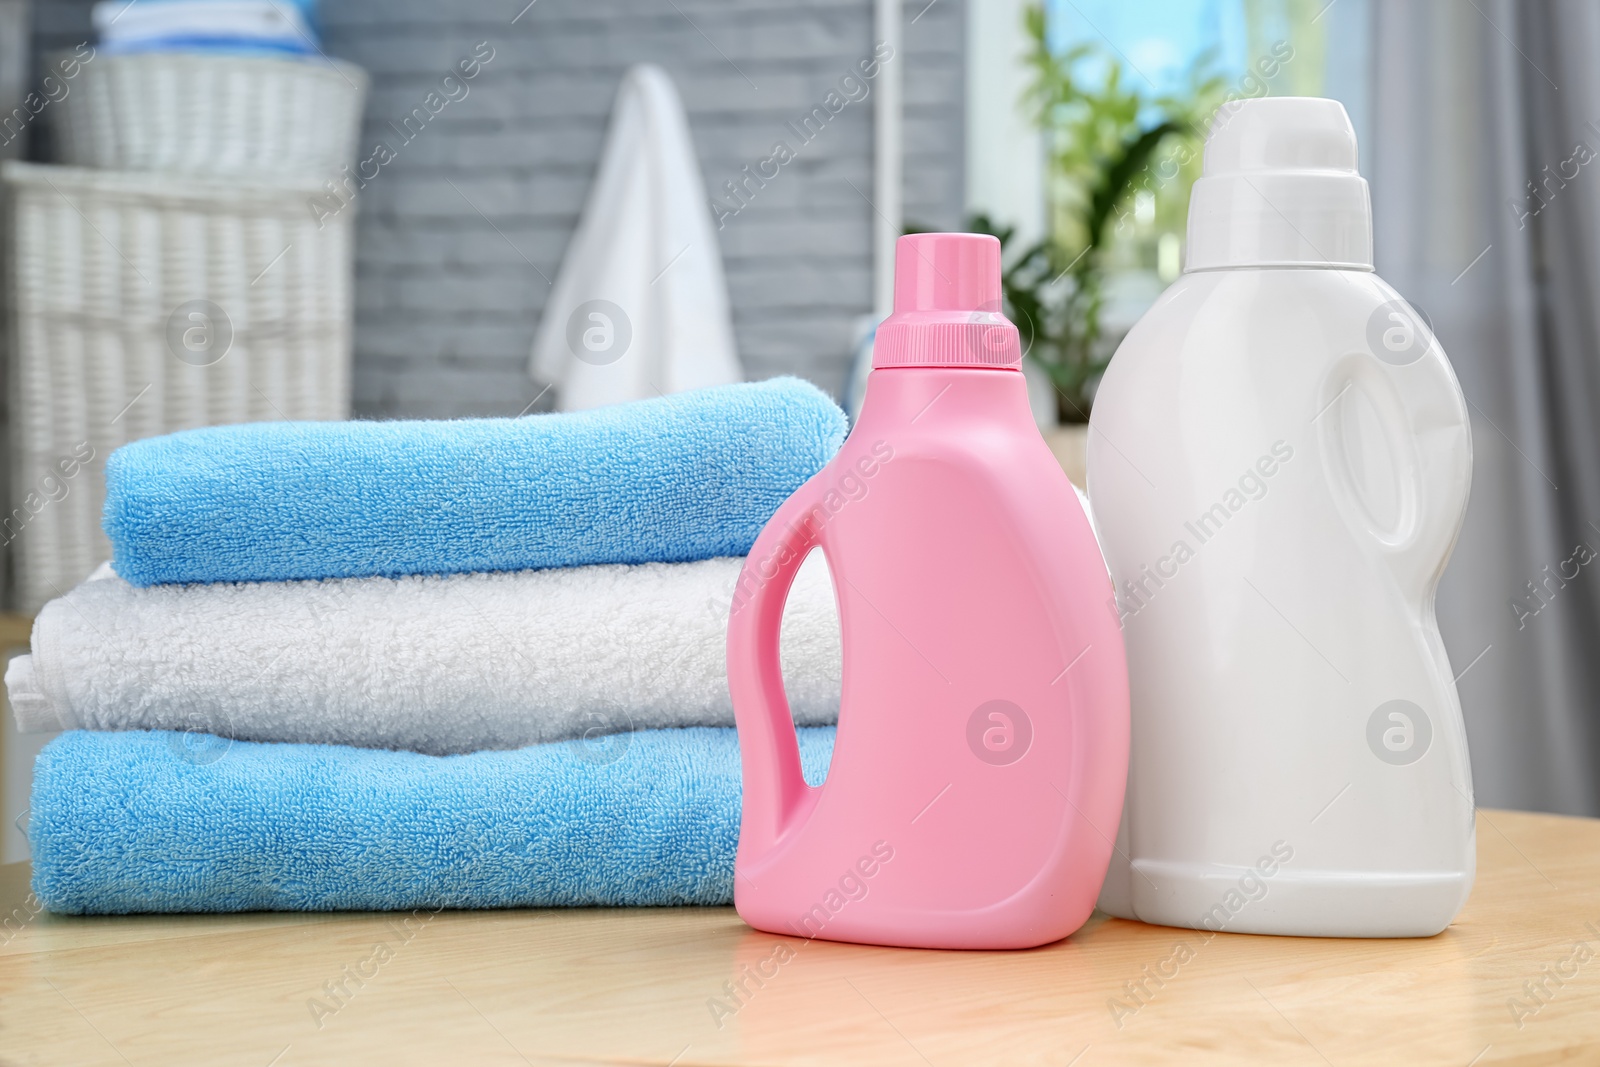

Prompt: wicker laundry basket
[2,161,353,611]
[54,51,366,178]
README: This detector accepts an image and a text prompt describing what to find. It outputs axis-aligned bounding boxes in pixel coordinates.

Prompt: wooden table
[1,809,1596,1065]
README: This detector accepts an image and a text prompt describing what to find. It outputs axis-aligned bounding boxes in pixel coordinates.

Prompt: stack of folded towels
[9,379,846,914]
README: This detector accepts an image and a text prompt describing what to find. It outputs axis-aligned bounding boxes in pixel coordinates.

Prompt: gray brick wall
[30,0,966,417]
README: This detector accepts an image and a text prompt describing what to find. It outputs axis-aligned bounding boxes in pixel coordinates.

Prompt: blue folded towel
[105,378,847,586]
[30,726,835,914]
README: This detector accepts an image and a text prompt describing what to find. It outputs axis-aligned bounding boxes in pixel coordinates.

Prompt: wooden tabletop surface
[1,807,1596,1065]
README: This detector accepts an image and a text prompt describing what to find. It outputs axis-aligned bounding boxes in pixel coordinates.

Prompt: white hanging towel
[531,64,742,410]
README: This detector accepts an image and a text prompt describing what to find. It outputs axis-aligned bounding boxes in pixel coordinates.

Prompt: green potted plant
[973,5,1225,425]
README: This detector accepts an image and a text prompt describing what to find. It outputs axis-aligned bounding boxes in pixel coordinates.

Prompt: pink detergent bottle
[727,232,1129,950]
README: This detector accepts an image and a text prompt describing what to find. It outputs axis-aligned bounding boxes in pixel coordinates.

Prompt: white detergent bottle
[1088,97,1475,937]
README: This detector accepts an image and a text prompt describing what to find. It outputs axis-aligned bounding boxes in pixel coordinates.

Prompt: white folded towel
[7,556,840,755]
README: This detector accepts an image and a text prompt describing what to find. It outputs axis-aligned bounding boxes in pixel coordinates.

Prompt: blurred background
[2,0,1598,859]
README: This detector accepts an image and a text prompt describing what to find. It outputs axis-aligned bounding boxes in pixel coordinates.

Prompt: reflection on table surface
[1,808,1596,1066]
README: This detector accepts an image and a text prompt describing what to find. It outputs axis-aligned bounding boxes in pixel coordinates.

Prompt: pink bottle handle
[726,484,826,862]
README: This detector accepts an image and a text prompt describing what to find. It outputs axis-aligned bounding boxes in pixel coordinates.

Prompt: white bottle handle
[1319,346,1472,596]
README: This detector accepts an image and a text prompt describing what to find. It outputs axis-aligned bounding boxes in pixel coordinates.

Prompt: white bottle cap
[1184,97,1373,272]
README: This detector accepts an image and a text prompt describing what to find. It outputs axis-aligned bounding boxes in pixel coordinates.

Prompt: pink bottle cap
[872,233,1021,369]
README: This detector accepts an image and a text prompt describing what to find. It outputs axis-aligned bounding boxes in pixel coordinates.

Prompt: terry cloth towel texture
[8,555,841,754]
[29,726,836,914]
[104,378,846,586]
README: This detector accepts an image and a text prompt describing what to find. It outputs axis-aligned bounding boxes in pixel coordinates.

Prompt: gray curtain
[1372,0,1600,815]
